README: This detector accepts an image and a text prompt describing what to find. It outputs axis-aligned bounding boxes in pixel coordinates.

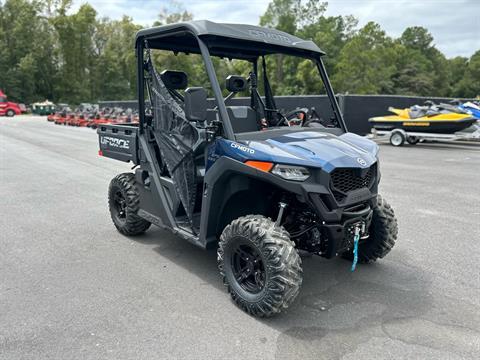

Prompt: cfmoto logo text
[230,142,255,154]
[248,29,292,44]
[357,157,367,166]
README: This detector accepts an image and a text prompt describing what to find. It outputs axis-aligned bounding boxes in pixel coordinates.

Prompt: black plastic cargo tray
[97,124,139,163]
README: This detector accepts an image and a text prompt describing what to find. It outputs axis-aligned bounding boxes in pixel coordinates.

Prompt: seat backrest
[226,106,259,133]
[160,70,188,90]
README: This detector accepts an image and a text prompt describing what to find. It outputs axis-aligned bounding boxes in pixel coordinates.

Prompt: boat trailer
[370,124,480,146]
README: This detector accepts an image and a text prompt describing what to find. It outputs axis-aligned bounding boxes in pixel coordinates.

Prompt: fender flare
[198,156,304,248]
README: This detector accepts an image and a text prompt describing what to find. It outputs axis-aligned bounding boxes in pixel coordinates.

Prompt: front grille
[330,164,376,202]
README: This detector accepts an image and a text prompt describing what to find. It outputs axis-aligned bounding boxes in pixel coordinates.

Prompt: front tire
[390,130,405,146]
[218,215,303,317]
[6,109,15,117]
[108,173,151,236]
[344,195,398,263]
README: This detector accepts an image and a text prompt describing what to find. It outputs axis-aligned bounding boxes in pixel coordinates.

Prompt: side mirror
[185,87,208,122]
[226,75,247,93]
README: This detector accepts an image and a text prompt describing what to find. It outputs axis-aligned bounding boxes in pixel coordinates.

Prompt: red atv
[79,111,99,127]
[88,107,115,129]
[72,106,96,127]
[68,112,81,126]
[70,112,92,127]
[64,113,76,126]
[111,108,138,125]
[55,109,73,125]
[48,104,69,122]
[0,90,22,117]
[75,114,90,127]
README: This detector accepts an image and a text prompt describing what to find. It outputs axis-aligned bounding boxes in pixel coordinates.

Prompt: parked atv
[48,104,69,122]
[88,107,113,129]
[97,21,398,317]
[54,108,72,125]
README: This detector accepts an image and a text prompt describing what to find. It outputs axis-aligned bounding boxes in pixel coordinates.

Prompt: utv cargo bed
[98,124,139,163]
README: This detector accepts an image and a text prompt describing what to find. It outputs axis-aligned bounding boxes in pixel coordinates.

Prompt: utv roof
[136,20,325,60]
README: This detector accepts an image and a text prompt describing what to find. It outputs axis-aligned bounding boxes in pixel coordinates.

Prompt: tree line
[0,0,479,104]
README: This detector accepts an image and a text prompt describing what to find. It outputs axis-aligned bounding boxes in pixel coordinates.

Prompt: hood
[6,101,21,109]
[217,131,378,173]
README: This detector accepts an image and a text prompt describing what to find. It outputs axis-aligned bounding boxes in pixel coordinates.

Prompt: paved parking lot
[1,116,479,359]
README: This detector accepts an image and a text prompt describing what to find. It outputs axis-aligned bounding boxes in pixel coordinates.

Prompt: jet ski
[457,101,480,119]
[369,101,478,134]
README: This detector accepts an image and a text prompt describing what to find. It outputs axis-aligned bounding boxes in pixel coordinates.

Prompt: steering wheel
[282,108,309,127]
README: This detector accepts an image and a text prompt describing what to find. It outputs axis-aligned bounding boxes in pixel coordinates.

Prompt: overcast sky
[72,0,480,58]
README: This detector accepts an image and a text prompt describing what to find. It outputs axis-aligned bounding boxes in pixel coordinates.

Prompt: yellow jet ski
[369,102,477,134]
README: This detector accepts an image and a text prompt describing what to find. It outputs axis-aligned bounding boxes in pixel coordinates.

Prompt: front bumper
[202,157,378,251]
[304,166,377,257]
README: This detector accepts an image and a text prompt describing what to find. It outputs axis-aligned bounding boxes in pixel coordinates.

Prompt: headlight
[271,164,310,181]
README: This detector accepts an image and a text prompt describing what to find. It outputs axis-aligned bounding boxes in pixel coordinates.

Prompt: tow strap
[351,226,361,272]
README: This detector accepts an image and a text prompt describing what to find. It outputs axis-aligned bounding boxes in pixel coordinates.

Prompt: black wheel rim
[113,190,127,221]
[231,242,266,294]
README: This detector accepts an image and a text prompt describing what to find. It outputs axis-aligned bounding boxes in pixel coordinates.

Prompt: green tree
[51,2,98,103]
[448,56,468,94]
[294,14,357,94]
[1,0,478,104]
[455,51,480,97]
[392,26,450,96]
[299,15,357,74]
[332,22,397,94]
[154,0,193,26]
[389,42,435,96]
[401,26,433,51]
[0,0,58,103]
[93,16,142,101]
[260,0,344,95]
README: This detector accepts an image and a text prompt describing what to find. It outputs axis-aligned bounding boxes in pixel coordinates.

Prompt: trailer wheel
[218,215,303,317]
[108,173,151,236]
[389,131,405,146]
[6,109,15,117]
[407,136,419,145]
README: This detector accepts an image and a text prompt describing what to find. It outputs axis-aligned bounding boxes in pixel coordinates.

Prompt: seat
[160,70,188,90]
[160,70,188,103]
[227,106,260,134]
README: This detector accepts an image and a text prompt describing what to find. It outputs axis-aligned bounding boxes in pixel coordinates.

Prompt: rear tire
[108,173,151,236]
[407,136,419,145]
[218,215,303,317]
[343,195,398,263]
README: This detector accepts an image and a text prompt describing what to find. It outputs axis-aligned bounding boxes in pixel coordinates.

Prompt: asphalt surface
[1,116,479,360]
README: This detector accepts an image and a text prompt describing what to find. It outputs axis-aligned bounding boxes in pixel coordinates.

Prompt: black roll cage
[135,26,347,139]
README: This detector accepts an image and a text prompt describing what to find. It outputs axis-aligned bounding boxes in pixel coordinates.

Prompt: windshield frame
[136,29,347,139]
[206,48,348,136]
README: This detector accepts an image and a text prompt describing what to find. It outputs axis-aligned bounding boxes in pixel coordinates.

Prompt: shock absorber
[275,202,287,227]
